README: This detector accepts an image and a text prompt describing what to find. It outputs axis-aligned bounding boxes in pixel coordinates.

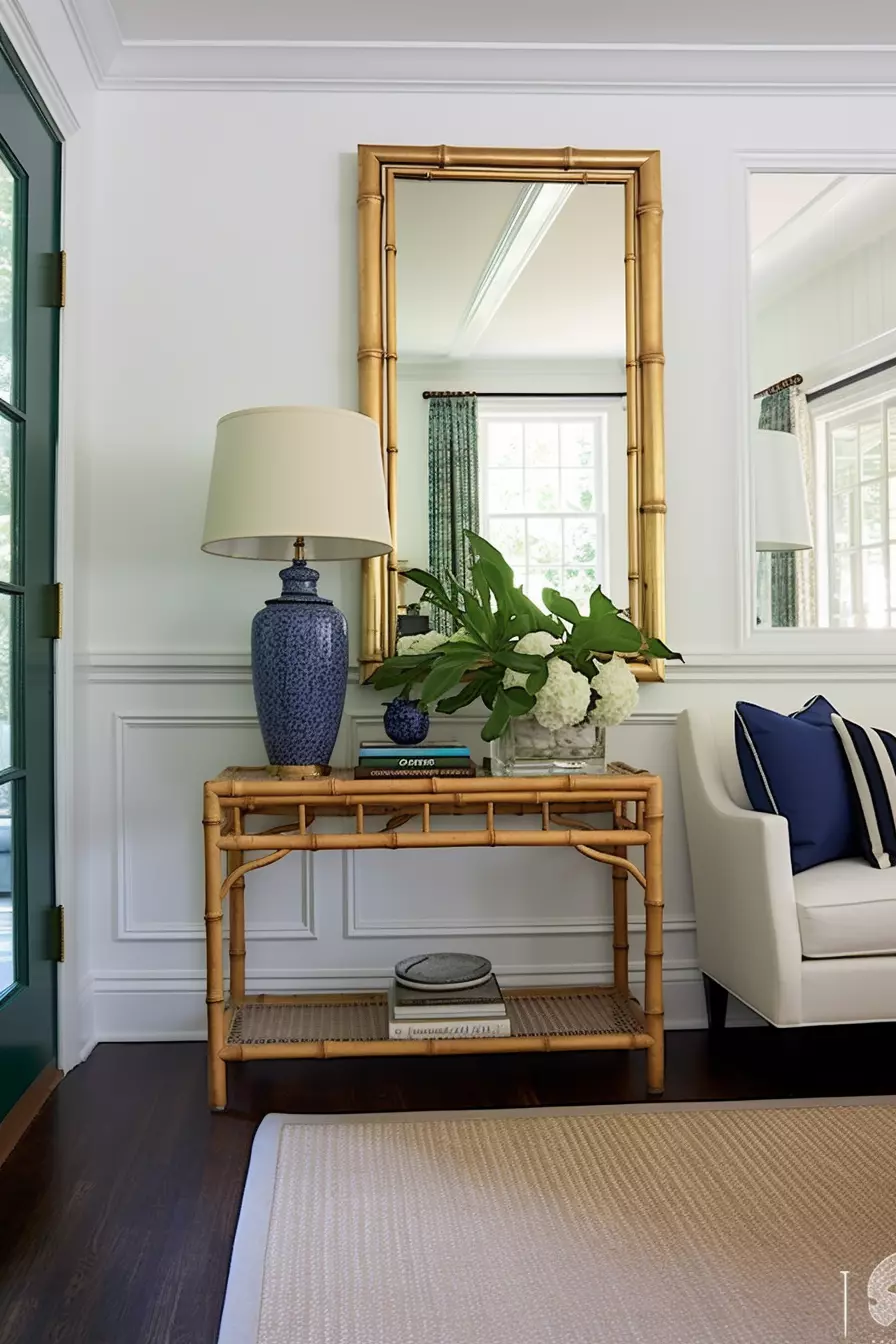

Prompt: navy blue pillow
[734,696,859,874]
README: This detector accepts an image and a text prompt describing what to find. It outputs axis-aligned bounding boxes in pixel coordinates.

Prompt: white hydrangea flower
[501,630,558,690]
[396,631,448,655]
[589,657,639,727]
[532,659,592,730]
[515,631,557,657]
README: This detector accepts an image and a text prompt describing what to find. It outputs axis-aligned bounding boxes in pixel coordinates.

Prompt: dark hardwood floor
[1,1026,895,1344]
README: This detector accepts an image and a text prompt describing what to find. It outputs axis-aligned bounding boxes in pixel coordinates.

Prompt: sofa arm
[677,711,804,1025]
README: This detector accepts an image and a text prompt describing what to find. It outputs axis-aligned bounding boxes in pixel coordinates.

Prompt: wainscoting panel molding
[78,667,778,1041]
[113,714,316,941]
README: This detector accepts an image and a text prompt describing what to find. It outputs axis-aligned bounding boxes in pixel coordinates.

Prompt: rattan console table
[203,767,664,1110]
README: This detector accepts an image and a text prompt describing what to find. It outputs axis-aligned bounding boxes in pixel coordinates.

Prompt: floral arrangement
[371,531,680,742]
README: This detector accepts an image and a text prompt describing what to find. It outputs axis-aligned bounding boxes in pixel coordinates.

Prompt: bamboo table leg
[611,801,630,997]
[204,787,227,1111]
[228,809,246,1002]
[643,778,664,1095]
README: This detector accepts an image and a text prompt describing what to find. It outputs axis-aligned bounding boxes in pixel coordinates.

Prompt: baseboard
[0,1062,63,1167]
[90,970,765,1041]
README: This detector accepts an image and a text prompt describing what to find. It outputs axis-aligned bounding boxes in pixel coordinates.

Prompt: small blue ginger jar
[383,698,430,746]
[251,560,348,768]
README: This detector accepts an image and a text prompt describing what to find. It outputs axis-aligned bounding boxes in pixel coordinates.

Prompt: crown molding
[0,0,79,133]
[58,0,121,88]
[54,16,896,95]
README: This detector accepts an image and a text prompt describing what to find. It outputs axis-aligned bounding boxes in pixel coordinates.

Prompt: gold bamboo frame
[203,767,664,1111]
[357,144,666,681]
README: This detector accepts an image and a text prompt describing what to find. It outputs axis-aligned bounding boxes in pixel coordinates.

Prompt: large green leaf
[526,661,549,695]
[503,685,536,716]
[435,674,494,715]
[569,610,644,657]
[400,567,462,621]
[446,571,493,644]
[465,531,516,584]
[481,686,512,742]
[368,653,439,690]
[542,587,584,626]
[507,588,564,638]
[471,559,494,616]
[644,636,684,662]
[589,586,617,620]
[491,649,549,674]
[479,559,514,610]
[417,648,483,707]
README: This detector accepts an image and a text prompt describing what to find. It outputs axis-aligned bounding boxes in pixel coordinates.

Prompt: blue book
[359,744,470,758]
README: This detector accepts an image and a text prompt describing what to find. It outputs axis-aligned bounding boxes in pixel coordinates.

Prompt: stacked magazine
[387,974,510,1040]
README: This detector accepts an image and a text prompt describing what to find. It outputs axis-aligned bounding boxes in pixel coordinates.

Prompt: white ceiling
[66,0,896,90]
[395,179,625,362]
[106,0,896,45]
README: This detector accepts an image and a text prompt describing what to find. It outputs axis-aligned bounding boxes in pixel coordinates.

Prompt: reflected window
[479,402,609,612]
[751,170,896,629]
[812,385,896,628]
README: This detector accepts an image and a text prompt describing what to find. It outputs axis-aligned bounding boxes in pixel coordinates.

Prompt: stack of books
[355,742,475,779]
[387,974,510,1040]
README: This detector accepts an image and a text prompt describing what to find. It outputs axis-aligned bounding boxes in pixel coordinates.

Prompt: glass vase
[490,717,606,776]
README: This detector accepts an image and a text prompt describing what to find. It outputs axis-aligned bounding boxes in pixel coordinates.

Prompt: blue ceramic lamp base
[251,559,348,773]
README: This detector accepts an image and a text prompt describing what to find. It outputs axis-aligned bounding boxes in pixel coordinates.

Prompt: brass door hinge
[51,905,65,962]
[57,250,66,308]
[52,582,63,640]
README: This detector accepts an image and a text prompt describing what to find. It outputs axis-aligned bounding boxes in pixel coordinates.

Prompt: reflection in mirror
[750,172,896,629]
[394,178,628,630]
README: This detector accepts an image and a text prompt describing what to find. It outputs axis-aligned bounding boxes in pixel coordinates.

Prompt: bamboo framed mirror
[356,145,666,681]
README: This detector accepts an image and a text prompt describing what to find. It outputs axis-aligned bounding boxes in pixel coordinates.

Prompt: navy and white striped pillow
[832,714,896,870]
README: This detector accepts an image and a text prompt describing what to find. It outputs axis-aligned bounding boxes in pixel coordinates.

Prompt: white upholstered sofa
[678,707,896,1028]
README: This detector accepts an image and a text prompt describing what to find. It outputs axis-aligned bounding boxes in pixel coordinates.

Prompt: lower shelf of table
[219,985,655,1059]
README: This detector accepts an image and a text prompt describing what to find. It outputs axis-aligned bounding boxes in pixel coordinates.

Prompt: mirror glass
[750,172,896,629]
[394,178,629,625]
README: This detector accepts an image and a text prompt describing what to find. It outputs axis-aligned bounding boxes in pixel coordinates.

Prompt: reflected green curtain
[427,395,479,634]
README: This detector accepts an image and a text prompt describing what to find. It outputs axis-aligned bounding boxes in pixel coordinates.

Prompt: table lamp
[753,428,813,552]
[201,406,391,775]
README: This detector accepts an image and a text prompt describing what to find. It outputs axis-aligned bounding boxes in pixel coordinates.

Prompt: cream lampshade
[201,406,391,774]
[202,405,391,561]
[753,428,813,552]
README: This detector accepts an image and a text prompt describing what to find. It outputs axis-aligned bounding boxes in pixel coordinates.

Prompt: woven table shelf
[222,987,653,1059]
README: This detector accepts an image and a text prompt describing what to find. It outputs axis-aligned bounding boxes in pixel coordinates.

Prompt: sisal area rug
[218,1100,896,1344]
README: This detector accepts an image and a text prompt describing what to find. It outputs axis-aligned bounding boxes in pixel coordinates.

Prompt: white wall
[70,86,896,1045]
[754,218,896,390]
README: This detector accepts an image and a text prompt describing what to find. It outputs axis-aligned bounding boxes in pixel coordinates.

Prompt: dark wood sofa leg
[703,974,729,1031]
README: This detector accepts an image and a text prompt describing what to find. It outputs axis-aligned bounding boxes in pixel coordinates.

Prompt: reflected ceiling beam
[450,183,576,359]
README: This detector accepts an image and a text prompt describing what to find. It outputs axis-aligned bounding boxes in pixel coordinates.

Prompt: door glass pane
[0,782,13,996]
[0,158,13,403]
[0,593,10,772]
[0,417,11,584]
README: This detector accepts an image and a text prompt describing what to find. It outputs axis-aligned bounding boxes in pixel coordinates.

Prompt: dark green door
[0,33,61,1120]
